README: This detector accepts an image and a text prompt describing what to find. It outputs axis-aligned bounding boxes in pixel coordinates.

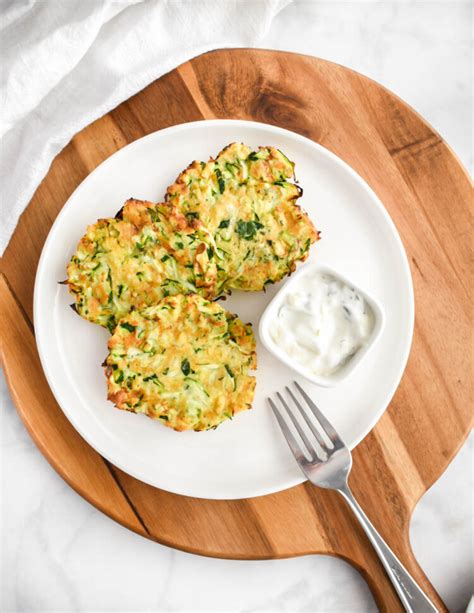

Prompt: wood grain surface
[1,50,471,612]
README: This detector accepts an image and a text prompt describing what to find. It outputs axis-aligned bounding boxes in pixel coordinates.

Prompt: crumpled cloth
[0,0,290,254]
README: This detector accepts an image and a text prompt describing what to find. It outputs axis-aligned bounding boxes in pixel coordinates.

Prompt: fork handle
[338,484,438,612]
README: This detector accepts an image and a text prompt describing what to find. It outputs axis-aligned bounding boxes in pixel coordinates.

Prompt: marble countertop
[1,2,472,611]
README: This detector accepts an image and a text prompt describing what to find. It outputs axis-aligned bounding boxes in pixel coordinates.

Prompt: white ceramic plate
[34,120,414,500]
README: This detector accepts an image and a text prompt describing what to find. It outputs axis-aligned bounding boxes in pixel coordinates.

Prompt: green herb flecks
[114,370,124,384]
[224,364,237,391]
[225,162,239,175]
[236,219,264,241]
[181,358,191,376]
[106,268,113,304]
[148,208,161,223]
[120,322,136,333]
[215,168,225,194]
[143,374,162,386]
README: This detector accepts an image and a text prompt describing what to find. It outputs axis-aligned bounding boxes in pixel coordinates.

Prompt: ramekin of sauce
[259,265,385,387]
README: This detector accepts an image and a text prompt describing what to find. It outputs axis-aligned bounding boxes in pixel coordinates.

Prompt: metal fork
[270,381,438,613]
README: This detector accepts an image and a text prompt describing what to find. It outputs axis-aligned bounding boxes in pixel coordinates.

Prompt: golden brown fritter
[104,294,256,431]
[66,199,216,331]
[165,143,319,293]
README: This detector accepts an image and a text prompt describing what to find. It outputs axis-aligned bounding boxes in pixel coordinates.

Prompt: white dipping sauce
[269,271,375,376]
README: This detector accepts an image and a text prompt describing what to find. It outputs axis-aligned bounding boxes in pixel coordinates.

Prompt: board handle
[338,533,447,612]
[340,485,439,611]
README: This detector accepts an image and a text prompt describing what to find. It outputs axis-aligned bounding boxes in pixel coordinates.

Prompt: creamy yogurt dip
[269,271,375,377]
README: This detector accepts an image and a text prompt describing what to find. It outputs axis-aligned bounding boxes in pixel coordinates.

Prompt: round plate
[34,119,414,500]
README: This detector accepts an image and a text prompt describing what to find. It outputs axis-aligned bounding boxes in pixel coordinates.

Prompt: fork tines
[269,381,343,463]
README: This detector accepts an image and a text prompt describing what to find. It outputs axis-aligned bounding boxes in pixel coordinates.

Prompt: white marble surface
[1,1,472,611]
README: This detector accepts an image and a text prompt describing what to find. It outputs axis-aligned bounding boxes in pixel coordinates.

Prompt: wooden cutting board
[1,50,471,612]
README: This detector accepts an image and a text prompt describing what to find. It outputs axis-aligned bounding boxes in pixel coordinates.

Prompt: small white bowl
[259,264,385,387]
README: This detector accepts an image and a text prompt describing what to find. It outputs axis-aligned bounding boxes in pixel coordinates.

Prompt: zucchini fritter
[104,294,257,431]
[67,199,216,331]
[67,144,318,334]
[166,143,319,293]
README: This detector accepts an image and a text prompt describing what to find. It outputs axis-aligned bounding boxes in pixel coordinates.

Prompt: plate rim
[33,118,415,499]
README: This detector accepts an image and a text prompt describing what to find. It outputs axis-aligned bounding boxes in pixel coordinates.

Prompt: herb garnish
[236,219,264,240]
[120,322,136,333]
[144,374,161,385]
[215,168,225,194]
[181,358,191,376]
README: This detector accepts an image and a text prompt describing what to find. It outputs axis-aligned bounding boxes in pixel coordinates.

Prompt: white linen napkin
[0,0,290,254]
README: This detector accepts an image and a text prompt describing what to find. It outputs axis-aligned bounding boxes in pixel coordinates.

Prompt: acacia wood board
[1,50,472,612]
